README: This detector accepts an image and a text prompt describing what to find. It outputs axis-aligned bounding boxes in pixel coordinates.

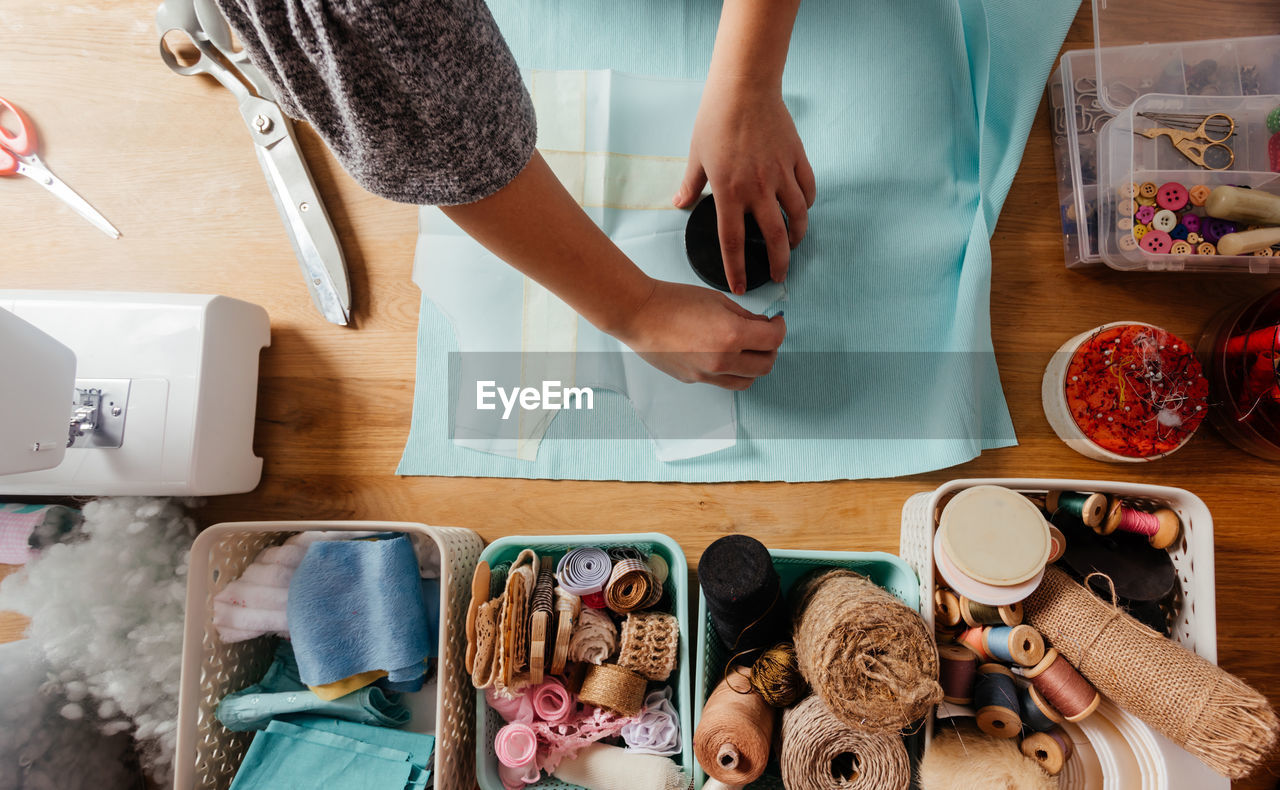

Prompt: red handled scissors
[1,97,120,238]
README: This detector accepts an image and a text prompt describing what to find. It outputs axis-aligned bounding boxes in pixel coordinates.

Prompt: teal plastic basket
[475,533,693,790]
[692,549,922,789]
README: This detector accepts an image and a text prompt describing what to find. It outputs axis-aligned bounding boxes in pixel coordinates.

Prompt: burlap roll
[791,568,942,731]
[1024,567,1279,779]
[780,695,910,790]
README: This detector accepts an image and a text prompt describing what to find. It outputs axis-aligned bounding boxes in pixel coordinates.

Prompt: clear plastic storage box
[1049,0,1280,272]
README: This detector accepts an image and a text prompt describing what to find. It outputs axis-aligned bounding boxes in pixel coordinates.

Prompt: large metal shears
[156,0,351,325]
[1135,112,1235,171]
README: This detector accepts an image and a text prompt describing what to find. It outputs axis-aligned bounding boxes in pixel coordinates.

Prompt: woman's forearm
[705,0,803,91]
[440,151,656,337]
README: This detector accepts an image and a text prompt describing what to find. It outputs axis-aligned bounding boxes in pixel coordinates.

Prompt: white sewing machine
[0,291,269,495]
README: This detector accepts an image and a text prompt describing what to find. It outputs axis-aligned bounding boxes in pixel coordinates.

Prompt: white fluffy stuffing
[0,637,142,789]
[0,497,198,786]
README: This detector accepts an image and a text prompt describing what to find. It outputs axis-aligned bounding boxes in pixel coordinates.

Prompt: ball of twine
[751,643,809,707]
[791,568,942,732]
[781,695,910,790]
[578,662,647,717]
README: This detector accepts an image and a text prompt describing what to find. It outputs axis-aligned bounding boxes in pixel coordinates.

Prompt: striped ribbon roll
[604,558,659,613]
[557,547,613,596]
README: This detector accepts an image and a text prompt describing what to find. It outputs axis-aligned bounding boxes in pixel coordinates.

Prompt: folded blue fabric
[216,642,410,732]
[288,535,431,687]
[228,730,413,790]
[278,715,435,779]
[398,0,1081,482]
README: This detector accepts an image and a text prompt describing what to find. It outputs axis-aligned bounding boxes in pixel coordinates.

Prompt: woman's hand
[674,82,815,294]
[614,279,786,390]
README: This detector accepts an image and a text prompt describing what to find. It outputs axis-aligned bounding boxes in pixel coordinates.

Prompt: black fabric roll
[699,535,787,654]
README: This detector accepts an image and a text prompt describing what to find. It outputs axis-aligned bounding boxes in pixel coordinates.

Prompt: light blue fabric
[288,535,431,687]
[279,715,435,772]
[266,720,431,787]
[228,730,413,790]
[398,0,1080,482]
[216,642,411,732]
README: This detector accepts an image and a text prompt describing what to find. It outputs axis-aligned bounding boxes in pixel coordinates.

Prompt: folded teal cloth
[216,642,410,732]
[288,535,431,688]
[266,720,431,788]
[398,0,1081,482]
[276,715,435,784]
[228,730,413,790]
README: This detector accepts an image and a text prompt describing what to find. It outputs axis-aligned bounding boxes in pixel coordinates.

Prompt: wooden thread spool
[984,624,1046,667]
[1046,525,1067,564]
[1099,503,1181,550]
[957,626,992,662]
[934,589,963,628]
[1023,648,1100,723]
[1047,491,1108,528]
[1020,684,1063,732]
[974,664,1022,739]
[1021,728,1074,776]
[938,643,978,704]
[960,596,1023,628]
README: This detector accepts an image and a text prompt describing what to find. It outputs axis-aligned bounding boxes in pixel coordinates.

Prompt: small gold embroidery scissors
[1135,112,1235,171]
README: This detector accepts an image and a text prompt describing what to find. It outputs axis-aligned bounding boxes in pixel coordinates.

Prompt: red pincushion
[1064,324,1208,458]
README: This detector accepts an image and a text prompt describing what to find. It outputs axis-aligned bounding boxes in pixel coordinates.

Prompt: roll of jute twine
[578,662,647,717]
[605,557,661,613]
[791,568,942,732]
[1025,567,1279,779]
[780,694,910,790]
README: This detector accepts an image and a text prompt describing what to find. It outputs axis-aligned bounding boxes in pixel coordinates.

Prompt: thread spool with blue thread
[1046,491,1108,529]
[974,663,1022,739]
[984,624,1046,667]
[1020,684,1063,733]
[959,597,1022,628]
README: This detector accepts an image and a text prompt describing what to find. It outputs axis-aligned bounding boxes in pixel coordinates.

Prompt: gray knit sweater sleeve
[214,0,537,205]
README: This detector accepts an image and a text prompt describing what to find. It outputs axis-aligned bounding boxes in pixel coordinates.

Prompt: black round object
[699,534,787,654]
[1051,511,1177,607]
[684,194,780,292]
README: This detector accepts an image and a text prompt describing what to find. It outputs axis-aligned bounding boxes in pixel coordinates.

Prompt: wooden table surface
[2,1,1279,787]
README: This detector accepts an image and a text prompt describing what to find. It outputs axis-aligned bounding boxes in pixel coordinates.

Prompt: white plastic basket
[899,478,1226,790]
[174,521,483,790]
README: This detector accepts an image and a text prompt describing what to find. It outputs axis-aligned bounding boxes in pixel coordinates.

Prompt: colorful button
[1119,182,1139,199]
[1140,229,1173,254]
[1151,209,1178,232]
[1187,232,1204,245]
[1135,205,1156,224]
[1136,194,1157,207]
[1204,218,1237,244]
[1189,185,1211,206]
[1182,214,1201,234]
[1156,182,1189,211]
[1117,216,1134,231]
[1133,223,1149,240]
[1138,182,1158,198]
[1197,242,1216,255]
[1170,240,1193,255]
[1255,248,1275,257]
[1121,198,1137,217]
[1119,234,1139,251]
